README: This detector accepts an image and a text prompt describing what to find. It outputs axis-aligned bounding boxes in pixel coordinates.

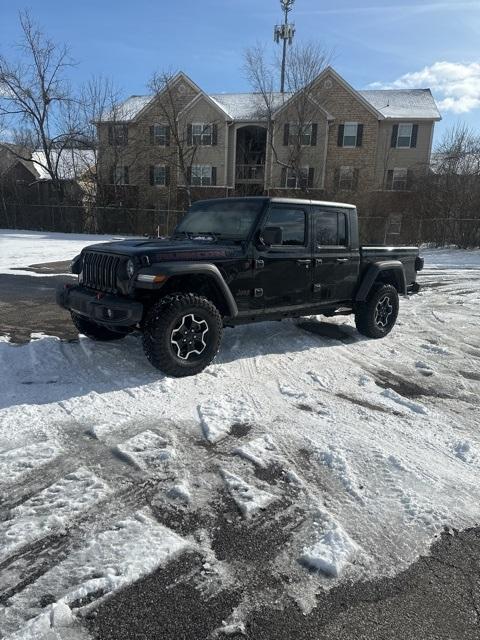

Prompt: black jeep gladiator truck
[57,197,423,377]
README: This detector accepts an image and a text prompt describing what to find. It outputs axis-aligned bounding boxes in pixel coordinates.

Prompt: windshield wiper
[173,231,219,241]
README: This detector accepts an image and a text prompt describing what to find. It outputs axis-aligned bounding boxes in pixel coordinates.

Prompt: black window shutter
[391,125,398,148]
[212,124,218,146]
[311,123,318,146]
[283,123,289,146]
[356,124,364,147]
[337,124,344,147]
[108,126,113,145]
[165,125,170,147]
[411,124,418,148]
[123,125,128,145]
[386,169,394,190]
[353,168,359,191]
[334,167,340,190]
[187,166,192,184]
[124,166,129,185]
[308,167,315,188]
[187,124,192,146]
[281,167,287,187]
[109,166,114,184]
[211,166,217,185]
[165,166,170,186]
[149,126,154,145]
[407,169,414,189]
[149,165,154,186]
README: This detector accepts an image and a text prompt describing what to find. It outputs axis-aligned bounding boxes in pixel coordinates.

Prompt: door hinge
[254,288,264,298]
[254,259,265,269]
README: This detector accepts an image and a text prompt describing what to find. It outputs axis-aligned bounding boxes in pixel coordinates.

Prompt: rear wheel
[142,293,223,377]
[355,284,399,339]
[71,312,129,341]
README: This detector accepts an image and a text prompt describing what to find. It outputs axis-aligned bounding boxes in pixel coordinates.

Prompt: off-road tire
[355,284,399,339]
[71,312,129,341]
[142,293,223,377]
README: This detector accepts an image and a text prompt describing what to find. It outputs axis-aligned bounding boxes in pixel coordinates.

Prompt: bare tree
[414,124,480,247]
[243,42,331,191]
[73,76,123,228]
[149,70,221,207]
[0,10,78,200]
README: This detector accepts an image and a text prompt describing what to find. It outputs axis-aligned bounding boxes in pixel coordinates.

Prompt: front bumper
[56,284,144,327]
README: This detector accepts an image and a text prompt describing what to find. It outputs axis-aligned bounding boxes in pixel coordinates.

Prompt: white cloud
[370,61,480,114]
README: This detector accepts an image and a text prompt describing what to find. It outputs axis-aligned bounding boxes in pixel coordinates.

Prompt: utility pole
[274,0,296,93]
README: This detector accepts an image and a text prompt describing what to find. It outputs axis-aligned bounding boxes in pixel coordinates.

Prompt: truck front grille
[82,252,121,292]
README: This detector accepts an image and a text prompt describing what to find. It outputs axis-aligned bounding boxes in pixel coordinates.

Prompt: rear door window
[313,209,348,247]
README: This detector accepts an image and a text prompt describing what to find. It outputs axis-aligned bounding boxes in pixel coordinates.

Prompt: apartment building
[97,67,441,208]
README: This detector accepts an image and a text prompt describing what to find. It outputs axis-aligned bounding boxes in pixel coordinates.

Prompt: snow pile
[0,468,111,562]
[115,430,173,471]
[233,434,278,469]
[198,397,255,443]
[220,469,277,518]
[300,513,360,578]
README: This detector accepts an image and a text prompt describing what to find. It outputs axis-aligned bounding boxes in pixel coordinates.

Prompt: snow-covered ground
[0,229,123,276]
[0,233,479,638]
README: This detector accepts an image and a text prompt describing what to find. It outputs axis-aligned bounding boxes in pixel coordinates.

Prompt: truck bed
[360,245,421,290]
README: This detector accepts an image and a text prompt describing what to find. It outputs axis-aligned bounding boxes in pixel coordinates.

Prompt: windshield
[175,200,264,240]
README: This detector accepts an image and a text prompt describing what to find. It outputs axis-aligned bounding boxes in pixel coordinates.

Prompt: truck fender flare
[355,261,407,302]
[136,262,238,317]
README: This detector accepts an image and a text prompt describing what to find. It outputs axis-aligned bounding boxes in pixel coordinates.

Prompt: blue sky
[1,0,479,143]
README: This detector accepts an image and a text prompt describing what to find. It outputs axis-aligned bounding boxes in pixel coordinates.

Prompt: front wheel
[71,312,129,341]
[355,284,399,339]
[142,294,223,377]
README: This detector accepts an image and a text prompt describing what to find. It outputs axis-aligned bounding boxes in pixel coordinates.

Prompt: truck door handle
[296,259,312,265]
[336,258,349,263]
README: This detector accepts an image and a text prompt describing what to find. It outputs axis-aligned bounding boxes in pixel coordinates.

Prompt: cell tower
[274,0,296,93]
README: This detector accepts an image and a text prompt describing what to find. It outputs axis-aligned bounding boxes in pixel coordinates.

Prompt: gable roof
[99,67,442,124]
[110,95,151,121]
[359,89,442,120]
[177,91,231,120]
[0,144,38,178]
[31,149,96,181]
[209,92,290,121]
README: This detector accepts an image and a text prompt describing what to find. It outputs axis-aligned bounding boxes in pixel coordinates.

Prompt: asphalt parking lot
[1,268,480,639]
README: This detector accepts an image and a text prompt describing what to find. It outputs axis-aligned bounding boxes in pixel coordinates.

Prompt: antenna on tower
[274,0,296,93]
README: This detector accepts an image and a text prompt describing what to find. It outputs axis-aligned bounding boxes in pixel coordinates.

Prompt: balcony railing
[235,164,265,182]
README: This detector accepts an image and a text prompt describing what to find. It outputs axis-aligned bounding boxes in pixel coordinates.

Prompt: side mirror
[260,226,283,247]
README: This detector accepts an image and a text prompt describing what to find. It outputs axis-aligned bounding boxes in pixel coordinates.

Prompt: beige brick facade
[97,69,440,208]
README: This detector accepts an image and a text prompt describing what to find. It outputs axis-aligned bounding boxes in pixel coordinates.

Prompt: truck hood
[83,237,243,262]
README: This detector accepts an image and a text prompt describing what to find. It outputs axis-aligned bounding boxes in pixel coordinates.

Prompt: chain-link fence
[0,203,185,237]
[358,215,480,248]
[0,203,479,247]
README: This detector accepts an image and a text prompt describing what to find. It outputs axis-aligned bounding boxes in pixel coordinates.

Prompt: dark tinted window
[338,213,347,245]
[265,207,306,245]
[176,200,264,239]
[314,209,348,246]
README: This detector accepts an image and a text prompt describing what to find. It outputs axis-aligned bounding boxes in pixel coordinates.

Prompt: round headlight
[126,259,135,278]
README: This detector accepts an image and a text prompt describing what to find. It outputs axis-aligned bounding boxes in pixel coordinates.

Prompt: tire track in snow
[0,468,111,564]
